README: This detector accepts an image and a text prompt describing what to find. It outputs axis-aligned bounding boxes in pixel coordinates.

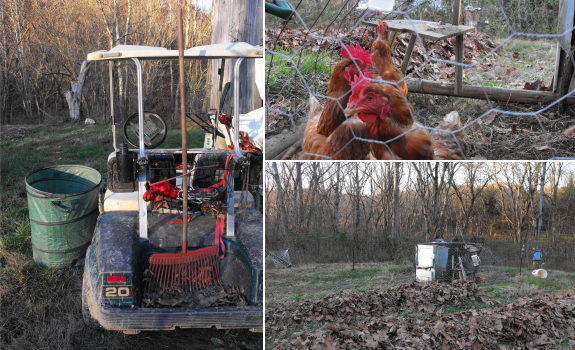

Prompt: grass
[444,300,494,313]
[266,262,575,349]
[388,264,412,275]
[0,122,261,349]
[266,48,334,98]
[522,274,575,292]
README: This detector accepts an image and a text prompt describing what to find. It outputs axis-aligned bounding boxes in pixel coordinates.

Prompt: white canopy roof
[87,42,263,61]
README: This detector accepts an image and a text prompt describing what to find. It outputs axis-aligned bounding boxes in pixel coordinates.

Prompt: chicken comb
[341,43,372,65]
[377,21,389,35]
[349,72,373,100]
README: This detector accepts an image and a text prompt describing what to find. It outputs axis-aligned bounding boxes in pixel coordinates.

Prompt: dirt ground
[265,262,575,349]
[0,123,262,350]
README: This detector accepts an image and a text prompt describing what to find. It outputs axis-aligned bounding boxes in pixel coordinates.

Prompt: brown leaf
[564,125,575,137]
[507,67,517,74]
[289,118,297,133]
[483,111,497,125]
[513,52,520,59]
[433,320,445,336]
[366,337,379,348]
[468,316,478,333]
[524,79,548,91]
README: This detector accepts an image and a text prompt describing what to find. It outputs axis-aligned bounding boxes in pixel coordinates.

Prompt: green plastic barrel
[25,165,101,268]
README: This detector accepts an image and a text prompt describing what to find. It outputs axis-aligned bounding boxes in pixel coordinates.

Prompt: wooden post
[453,0,463,95]
[557,4,575,114]
[401,34,417,74]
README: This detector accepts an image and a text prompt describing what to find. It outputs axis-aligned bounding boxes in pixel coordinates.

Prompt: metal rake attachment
[144,245,222,297]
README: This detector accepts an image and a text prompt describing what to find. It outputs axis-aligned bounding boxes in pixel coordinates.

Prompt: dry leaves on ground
[267,27,501,79]
[267,281,575,350]
[142,268,247,308]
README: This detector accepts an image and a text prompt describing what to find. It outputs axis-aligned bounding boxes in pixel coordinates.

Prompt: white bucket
[532,269,547,278]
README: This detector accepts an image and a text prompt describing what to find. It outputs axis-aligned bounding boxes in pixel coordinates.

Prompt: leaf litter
[266,281,575,349]
[141,269,247,308]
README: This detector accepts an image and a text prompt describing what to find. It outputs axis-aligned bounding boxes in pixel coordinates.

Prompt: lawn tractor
[81,41,263,334]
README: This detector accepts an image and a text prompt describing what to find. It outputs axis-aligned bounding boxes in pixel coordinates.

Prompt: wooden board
[364,20,474,41]
[406,78,575,105]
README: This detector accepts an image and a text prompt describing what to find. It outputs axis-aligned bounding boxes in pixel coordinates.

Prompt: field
[0,123,262,349]
[265,262,575,349]
[266,35,575,159]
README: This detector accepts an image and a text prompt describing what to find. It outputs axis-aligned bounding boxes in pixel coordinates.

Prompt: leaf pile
[266,26,377,53]
[268,284,575,349]
[266,26,500,78]
[393,31,501,78]
[267,281,481,335]
[0,127,28,142]
[141,267,247,308]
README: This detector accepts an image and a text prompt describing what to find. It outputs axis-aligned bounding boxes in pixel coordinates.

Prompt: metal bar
[233,58,245,158]
[109,61,116,151]
[138,163,148,239]
[400,34,417,74]
[131,58,146,158]
[178,6,188,245]
[131,57,148,240]
[226,159,235,237]
[213,59,226,149]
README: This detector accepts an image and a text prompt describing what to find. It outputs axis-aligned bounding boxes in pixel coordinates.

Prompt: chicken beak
[344,104,359,117]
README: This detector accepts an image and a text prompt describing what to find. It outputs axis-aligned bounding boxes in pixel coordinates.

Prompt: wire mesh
[415,242,482,283]
[265,0,575,160]
[266,249,293,268]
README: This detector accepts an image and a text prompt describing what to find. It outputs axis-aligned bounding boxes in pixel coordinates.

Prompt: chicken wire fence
[415,242,483,283]
[265,0,575,160]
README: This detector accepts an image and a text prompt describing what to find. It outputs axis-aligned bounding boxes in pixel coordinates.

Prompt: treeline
[1,0,212,125]
[265,162,575,265]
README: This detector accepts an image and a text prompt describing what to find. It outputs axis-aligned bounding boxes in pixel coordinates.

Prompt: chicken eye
[366,95,374,102]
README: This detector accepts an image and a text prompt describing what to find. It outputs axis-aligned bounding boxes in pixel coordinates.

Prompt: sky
[196,0,212,13]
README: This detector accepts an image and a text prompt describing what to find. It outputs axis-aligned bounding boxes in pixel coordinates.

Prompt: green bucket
[25,165,101,268]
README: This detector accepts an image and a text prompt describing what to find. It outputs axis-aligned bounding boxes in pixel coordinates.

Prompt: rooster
[303,43,372,160]
[316,43,373,137]
[303,94,369,160]
[344,73,467,160]
[371,21,408,98]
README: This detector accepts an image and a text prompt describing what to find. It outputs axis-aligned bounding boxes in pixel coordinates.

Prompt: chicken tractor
[81,43,263,334]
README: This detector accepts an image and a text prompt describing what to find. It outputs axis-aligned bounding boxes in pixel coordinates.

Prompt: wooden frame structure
[365,0,575,106]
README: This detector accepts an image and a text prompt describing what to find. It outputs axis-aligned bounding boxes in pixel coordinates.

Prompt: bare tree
[450,163,492,233]
[391,163,402,242]
[271,162,290,247]
[545,163,563,243]
[493,163,533,243]
[412,163,454,241]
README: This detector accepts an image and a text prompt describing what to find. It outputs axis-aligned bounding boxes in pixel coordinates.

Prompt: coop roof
[87,42,263,61]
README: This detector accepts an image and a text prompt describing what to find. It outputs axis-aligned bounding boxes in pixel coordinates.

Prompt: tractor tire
[82,269,102,330]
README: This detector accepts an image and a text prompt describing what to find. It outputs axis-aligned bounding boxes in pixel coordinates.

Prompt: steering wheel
[123,111,167,149]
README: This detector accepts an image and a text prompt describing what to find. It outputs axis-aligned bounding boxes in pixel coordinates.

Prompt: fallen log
[265,116,307,159]
[407,79,575,105]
